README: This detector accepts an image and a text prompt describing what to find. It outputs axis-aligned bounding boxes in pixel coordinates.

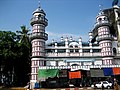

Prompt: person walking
[101,84,104,90]
[114,79,119,90]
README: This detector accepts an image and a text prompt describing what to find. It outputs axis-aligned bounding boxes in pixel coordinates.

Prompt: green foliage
[0,26,31,87]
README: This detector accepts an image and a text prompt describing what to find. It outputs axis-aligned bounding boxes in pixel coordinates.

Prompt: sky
[0,0,119,43]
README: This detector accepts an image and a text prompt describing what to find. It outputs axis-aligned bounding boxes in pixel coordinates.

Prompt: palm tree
[15,25,31,86]
[16,25,30,45]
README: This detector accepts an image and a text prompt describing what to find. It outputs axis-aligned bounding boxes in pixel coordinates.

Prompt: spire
[32,0,46,15]
[99,4,102,12]
[98,4,105,16]
[38,0,41,8]
[112,0,119,6]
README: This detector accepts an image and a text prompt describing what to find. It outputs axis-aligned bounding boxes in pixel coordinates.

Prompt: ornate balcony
[97,34,113,41]
[45,52,101,58]
[29,32,48,41]
[94,20,110,29]
[39,65,120,70]
[30,17,48,26]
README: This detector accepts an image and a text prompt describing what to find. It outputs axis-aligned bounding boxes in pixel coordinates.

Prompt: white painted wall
[94,60,102,65]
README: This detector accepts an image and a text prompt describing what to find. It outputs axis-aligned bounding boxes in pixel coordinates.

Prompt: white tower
[113,5,120,53]
[95,11,113,65]
[30,4,48,88]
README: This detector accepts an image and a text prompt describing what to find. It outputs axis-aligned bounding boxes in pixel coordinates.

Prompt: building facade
[30,1,120,88]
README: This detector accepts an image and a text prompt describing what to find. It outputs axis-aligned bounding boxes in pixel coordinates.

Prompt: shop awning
[113,67,120,75]
[90,68,104,77]
[103,68,113,76]
[69,71,81,79]
[59,69,69,77]
[91,68,120,77]
[38,69,59,79]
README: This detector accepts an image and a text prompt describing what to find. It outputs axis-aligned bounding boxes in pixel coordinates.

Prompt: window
[83,49,90,52]
[104,17,107,21]
[113,47,117,55]
[38,14,41,19]
[70,49,74,52]
[75,45,78,48]
[71,64,79,66]
[93,49,101,52]
[98,18,102,21]
[70,45,73,48]
[75,49,79,52]
[57,49,66,53]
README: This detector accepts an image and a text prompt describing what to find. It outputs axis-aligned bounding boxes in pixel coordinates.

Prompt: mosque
[29,0,120,88]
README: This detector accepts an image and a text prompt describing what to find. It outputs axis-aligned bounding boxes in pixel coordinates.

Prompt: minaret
[95,11,113,65]
[113,4,120,53]
[30,3,48,88]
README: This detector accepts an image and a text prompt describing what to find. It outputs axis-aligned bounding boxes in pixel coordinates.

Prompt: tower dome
[33,6,46,16]
[30,5,48,26]
[95,11,110,29]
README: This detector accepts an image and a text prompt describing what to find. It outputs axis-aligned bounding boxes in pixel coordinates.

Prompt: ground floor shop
[34,66,120,88]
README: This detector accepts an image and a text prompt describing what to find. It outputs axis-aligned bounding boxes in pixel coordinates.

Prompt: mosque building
[29,0,120,88]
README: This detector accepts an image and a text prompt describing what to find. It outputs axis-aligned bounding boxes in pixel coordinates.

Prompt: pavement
[33,88,113,90]
[0,86,114,90]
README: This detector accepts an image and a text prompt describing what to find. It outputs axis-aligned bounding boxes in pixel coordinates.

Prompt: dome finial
[98,4,104,15]
[112,0,119,6]
[38,0,41,8]
[99,4,102,12]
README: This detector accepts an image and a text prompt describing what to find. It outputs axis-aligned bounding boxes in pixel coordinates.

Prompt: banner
[69,71,81,79]
[103,68,113,76]
[38,69,59,79]
[113,67,120,75]
[90,68,104,77]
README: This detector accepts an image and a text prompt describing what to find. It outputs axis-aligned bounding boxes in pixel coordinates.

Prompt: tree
[15,25,31,86]
[0,26,31,87]
[16,25,30,45]
[0,31,20,86]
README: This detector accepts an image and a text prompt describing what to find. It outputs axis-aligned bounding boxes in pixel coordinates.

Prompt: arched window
[104,17,108,21]
[38,14,41,19]
[71,64,79,66]
[98,18,102,21]
[113,47,117,55]
[75,45,78,48]
[70,45,73,48]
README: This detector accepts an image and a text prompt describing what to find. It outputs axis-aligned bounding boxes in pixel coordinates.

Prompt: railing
[29,32,48,41]
[94,21,110,29]
[30,17,48,26]
[95,20,109,26]
[39,65,120,70]
[45,52,101,57]
[45,46,101,49]
[97,35,112,41]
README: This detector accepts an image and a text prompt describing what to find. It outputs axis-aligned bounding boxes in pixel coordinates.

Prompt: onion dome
[33,6,46,16]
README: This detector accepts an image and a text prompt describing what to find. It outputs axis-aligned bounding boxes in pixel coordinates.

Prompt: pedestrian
[102,84,104,90]
[114,79,119,90]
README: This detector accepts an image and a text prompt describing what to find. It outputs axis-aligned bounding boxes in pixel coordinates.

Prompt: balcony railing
[30,17,48,26]
[45,52,101,57]
[39,65,120,70]
[29,32,48,41]
[95,20,109,26]
[97,35,112,41]
[94,21,110,29]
